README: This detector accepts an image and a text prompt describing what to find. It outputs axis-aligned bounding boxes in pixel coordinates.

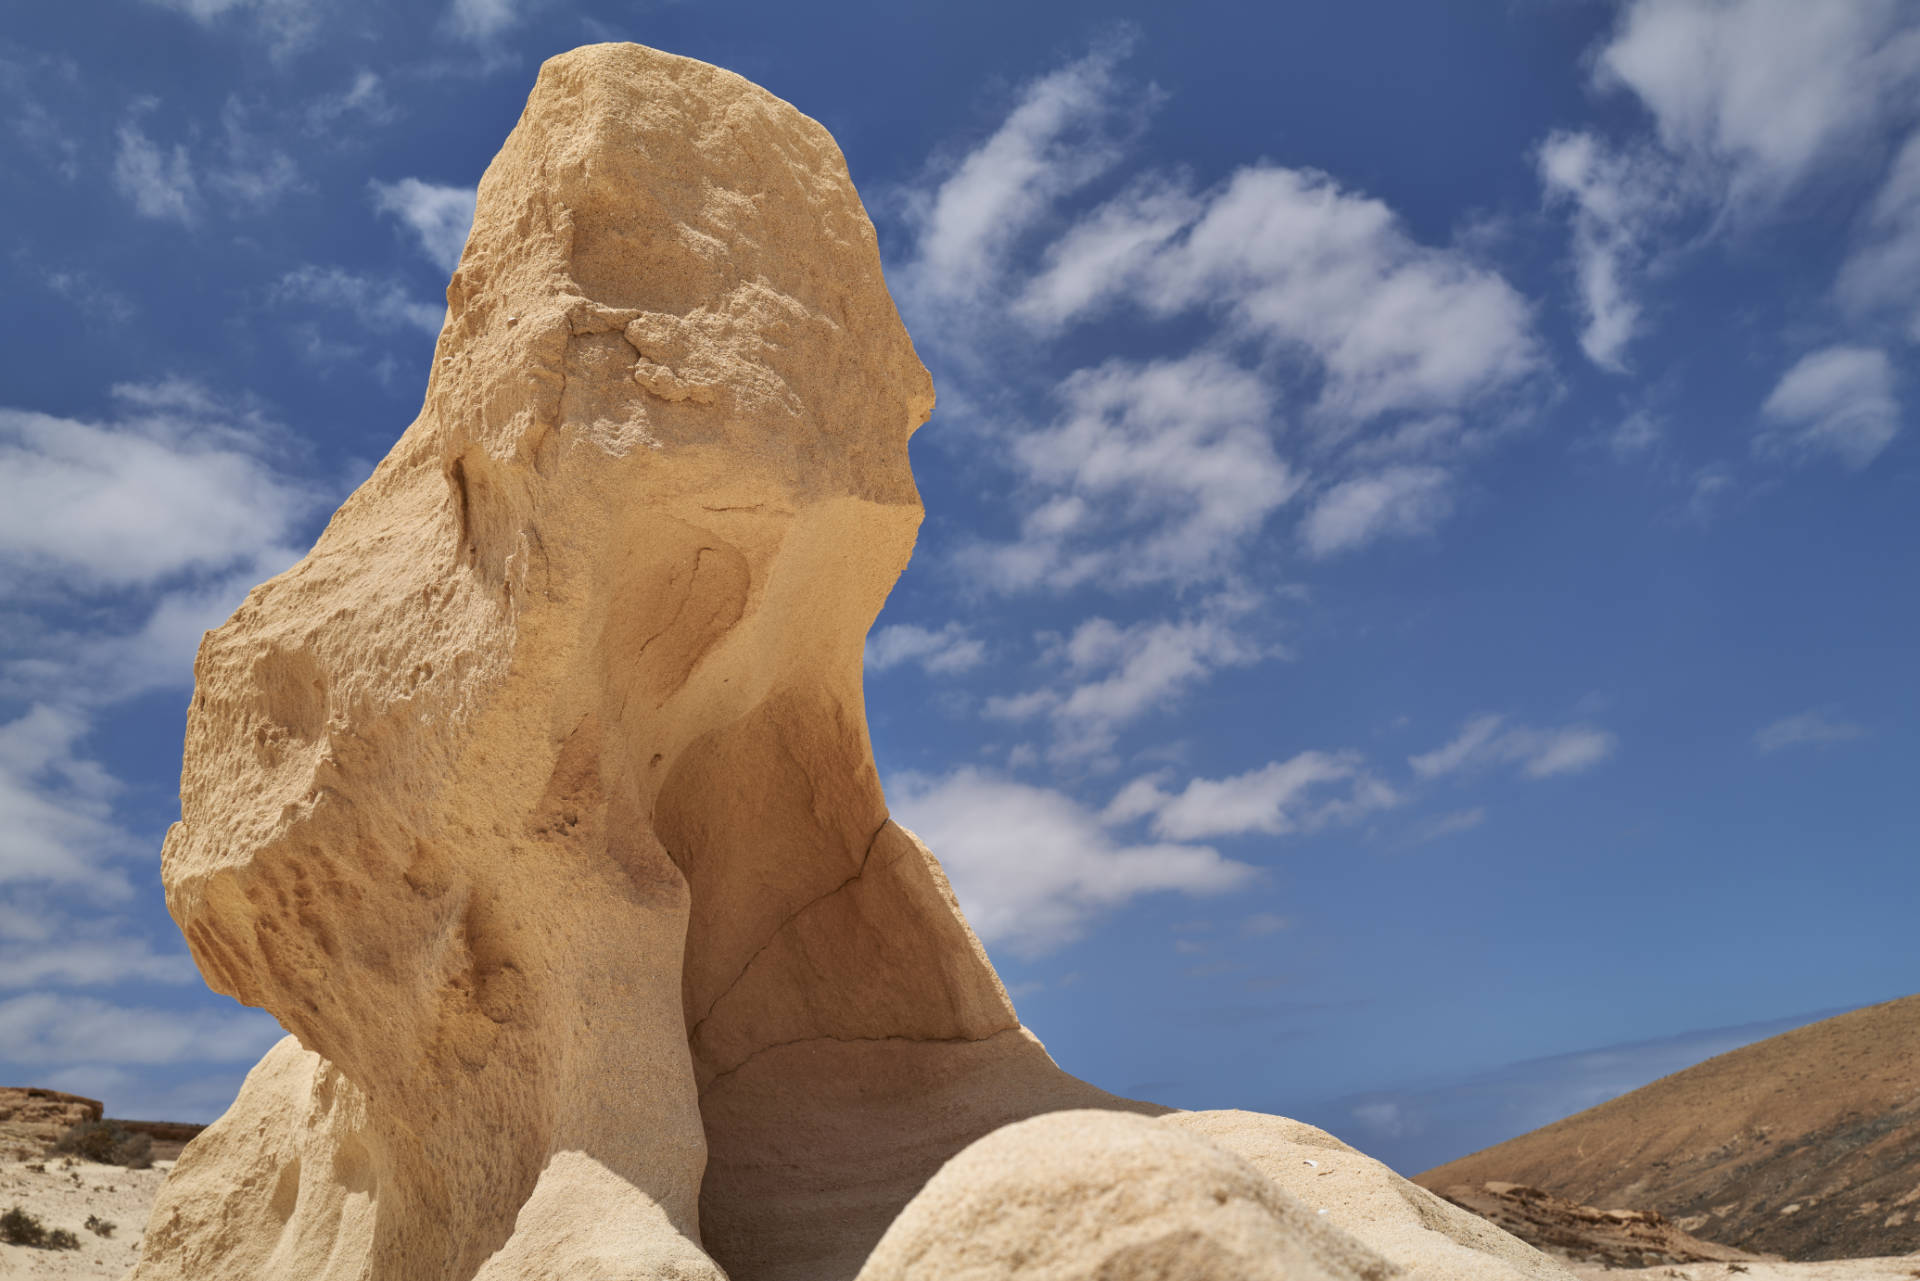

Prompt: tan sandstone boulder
[132,41,1574,1281]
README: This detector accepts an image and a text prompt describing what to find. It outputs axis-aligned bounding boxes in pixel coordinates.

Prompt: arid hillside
[1417,995,1920,1261]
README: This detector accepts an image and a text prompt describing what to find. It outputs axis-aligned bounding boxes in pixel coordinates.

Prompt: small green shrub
[85,1214,116,1238]
[47,1227,80,1250]
[52,1120,152,1169]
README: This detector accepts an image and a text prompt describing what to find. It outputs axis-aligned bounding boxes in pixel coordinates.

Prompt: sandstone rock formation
[133,42,1574,1281]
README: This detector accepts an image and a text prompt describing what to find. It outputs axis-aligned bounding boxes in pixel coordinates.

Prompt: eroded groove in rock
[135,39,1580,1281]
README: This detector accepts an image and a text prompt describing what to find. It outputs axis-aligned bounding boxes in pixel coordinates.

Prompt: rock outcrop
[0,1087,101,1160]
[1435,1182,1772,1270]
[133,42,1574,1281]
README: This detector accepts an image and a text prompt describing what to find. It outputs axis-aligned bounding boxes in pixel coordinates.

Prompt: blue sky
[1,0,1914,1177]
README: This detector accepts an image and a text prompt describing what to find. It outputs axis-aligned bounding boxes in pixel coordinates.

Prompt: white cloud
[1406,807,1487,846]
[1013,176,1200,331]
[1108,751,1400,842]
[372,177,477,274]
[0,993,282,1065]
[888,767,1255,956]
[113,99,304,226]
[1411,714,1618,781]
[965,353,1297,590]
[897,40,1137,327]
[1838,130,1920,341]
[1131,166,1544,425]
[139,0,318,52]
[1301,465,1453,558]
[447,0,530,41]
[897,43,1546,599]
[276,265,445,336]
[1609,410,1663,460]
[6,560,292,707]
[866,623,985,676]
[1754,708,1867,753]
[1015,162,1544,426]
[0,938,196,988]
[113,121,198,225]
[991,610,1272,760]
[206,98,301,211]
[0,385,319,591]
[306,71,394,134]
[1758,346,1900,469]
[0,706,140,897]
[1537,131,1686,371]
[1596,0,1920,208]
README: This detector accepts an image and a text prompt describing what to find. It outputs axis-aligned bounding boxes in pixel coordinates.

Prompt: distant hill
[1416,994,1920,1261]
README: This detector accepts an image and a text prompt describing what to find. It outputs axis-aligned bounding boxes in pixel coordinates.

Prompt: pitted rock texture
[133,41,1575,1281]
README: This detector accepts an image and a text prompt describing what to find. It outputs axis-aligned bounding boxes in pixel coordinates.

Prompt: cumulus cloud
[866,623,985,676]
[1410,714,1617,781]
[987,609,1272,760]
[1301,466,1454,558]
[888,767,1255,956]
[1105,751,1399,842]
[0,706,141,897]
[1754,708,1867,753]
[894,43,1544,594]
[372,177,477,274]
[1007,162,1544,427]
[1758,346,1900,468]
[0,938,196,988]
[0,382,320,590]
[896,39,1140,332]
[0,993,282,1065]
[962,353,1297,590]
[1128,167,1544,425]
[1595,0,1920,208]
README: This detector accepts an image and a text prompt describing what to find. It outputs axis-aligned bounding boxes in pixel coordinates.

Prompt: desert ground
[0,1157,172,1279]
[1570,1262,1920,1281]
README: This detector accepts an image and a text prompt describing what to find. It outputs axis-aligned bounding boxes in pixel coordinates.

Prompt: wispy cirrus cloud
[1410,714,1618,782]
[1757,346,1900,469]
[372,177,477,273]
[1104,751,1399,842]
[1754,708,1867,753]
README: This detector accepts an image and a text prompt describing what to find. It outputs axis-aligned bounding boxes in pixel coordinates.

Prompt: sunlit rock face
[132,42,1574,1281]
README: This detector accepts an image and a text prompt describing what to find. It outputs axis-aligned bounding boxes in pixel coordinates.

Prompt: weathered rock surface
[856,1110,1397,1281]
[133,41,1574,1281]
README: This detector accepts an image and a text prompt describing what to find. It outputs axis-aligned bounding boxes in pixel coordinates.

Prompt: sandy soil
[1570,1259,1920,1280]
[0,1157,171,1280]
